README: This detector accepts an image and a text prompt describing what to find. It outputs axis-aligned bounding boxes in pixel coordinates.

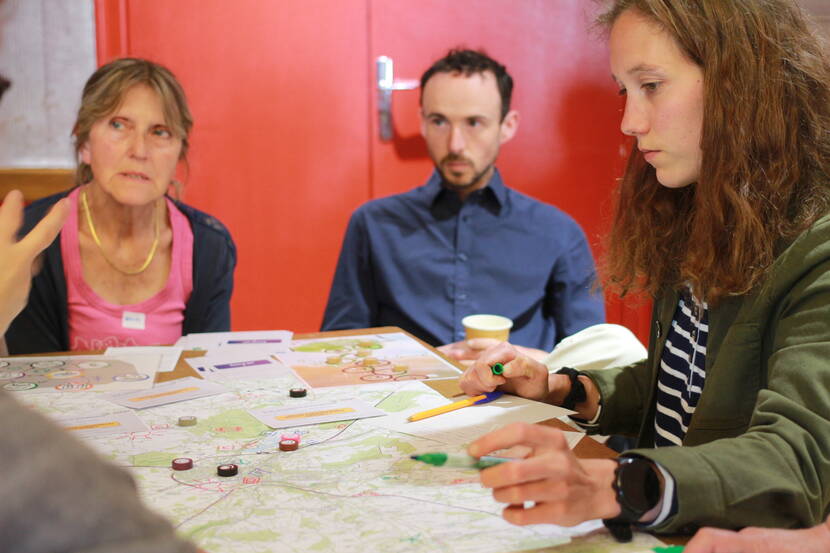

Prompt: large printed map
[23,370,663,553]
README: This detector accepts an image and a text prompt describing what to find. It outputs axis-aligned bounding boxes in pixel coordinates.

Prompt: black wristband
[554,367,587,410]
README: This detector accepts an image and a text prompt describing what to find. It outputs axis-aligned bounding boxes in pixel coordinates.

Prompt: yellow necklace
[80,189,160,276]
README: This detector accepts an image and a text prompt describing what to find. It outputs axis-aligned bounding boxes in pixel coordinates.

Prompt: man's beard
[437,156,493,192]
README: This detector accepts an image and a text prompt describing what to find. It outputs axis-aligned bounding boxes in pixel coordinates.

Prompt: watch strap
[602,456,662,542]
[554,367,587,410]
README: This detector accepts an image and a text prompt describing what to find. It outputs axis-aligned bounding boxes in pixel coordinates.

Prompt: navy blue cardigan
[5,190,237,354]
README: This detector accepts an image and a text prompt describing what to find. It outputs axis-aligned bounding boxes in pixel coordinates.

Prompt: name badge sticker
[122,311,146,330]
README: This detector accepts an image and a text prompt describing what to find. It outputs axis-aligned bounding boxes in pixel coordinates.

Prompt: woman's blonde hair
[598,0,830,303]
[72,58,193,190]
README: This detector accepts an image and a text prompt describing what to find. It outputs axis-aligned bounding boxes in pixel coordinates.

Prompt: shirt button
[458,293,467,301]
[691,328,698,341]
[461,215,470,223]
[458,253,468,262]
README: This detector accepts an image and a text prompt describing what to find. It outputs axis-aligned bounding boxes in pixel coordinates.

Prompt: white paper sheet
[176,330,293,352]
[185,351,291,381]
[248,399,387,429]
[105,346,182,373]
[0,354,160,393]
[55,410,149,437]
[105,376,227,409]
[367,381,579,446]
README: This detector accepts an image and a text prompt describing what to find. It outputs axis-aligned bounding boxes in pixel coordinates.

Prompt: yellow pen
[408,391,503,422]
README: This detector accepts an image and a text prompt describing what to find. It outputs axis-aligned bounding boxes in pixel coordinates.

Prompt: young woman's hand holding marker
[458,341,601,420]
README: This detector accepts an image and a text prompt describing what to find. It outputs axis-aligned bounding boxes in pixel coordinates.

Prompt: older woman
[461,0,830,540]
[5,58,236,353]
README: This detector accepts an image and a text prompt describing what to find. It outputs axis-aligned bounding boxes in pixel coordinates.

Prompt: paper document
[248,399,387,429]
[106,376,227,409]
[0,354,160,393]
[105,346,182,372]
[176,330,293,352]
[56,410,149,437]
[185,352,291,381]
[277,332,461,388]
[367,381,578,445]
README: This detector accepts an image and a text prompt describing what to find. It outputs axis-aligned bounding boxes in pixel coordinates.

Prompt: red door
[94,0,651,342]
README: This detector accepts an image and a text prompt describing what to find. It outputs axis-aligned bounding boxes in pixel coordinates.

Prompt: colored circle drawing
[26,367,55,375]
[342,365,372,374]
[113,373,150,382]
[78,361,111,369]
[0,371,25,380]
[360,373,392,381]
[3,381,37,391]
[47,370,82,379]
[359,358,391,368]
[374,364,407,375]
[31,360,65,369]
[55,382,93,391]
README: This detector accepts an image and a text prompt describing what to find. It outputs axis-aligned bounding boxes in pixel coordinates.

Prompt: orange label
[128,386,200,402]
[275,407,355,420]
[66,421,121,431]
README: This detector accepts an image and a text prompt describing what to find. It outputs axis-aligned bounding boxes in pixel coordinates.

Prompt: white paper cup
[462,314,513,342]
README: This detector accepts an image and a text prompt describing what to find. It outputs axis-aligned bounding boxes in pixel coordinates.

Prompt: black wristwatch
[554,367,587,410]
[602,455,662,542]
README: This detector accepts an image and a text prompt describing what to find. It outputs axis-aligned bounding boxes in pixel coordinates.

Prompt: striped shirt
[654,292,709,447]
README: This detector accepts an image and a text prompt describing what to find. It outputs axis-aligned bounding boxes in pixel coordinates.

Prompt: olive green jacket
[585,213,830,534]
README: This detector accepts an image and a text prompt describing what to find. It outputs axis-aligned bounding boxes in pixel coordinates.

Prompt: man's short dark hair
[419,49,513,120]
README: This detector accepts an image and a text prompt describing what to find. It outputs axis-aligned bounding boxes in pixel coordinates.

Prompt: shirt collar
[426,168,507,212]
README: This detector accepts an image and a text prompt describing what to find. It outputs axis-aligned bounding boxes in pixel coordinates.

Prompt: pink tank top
[62,188,194,350]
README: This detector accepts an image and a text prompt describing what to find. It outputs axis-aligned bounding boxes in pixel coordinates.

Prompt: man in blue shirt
[322,49,604,349]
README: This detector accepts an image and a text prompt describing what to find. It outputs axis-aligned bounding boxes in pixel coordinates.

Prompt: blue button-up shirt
[321,169,605,349]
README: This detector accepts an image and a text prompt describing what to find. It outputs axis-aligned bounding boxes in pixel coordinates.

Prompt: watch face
[617,457,661,514]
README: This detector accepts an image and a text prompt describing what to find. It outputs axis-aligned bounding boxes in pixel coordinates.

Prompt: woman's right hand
[458,341,567,402]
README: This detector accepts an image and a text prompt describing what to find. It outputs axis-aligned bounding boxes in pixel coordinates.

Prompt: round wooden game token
[172,458,193,471]
[279,439,299,451]
[178,416,197,426]
[289,387,307,398]
[217,463,238,477]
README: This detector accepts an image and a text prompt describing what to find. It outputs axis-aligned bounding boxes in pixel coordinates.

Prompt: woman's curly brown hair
[597,0,830,303]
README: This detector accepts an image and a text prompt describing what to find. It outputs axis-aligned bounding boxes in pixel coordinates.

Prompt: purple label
[214,359,271,370]
[226,339,283,344]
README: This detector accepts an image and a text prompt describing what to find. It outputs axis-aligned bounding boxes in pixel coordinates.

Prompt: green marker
[652,546,684,553]
[410,452,509,470]
[490,363,504,375]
